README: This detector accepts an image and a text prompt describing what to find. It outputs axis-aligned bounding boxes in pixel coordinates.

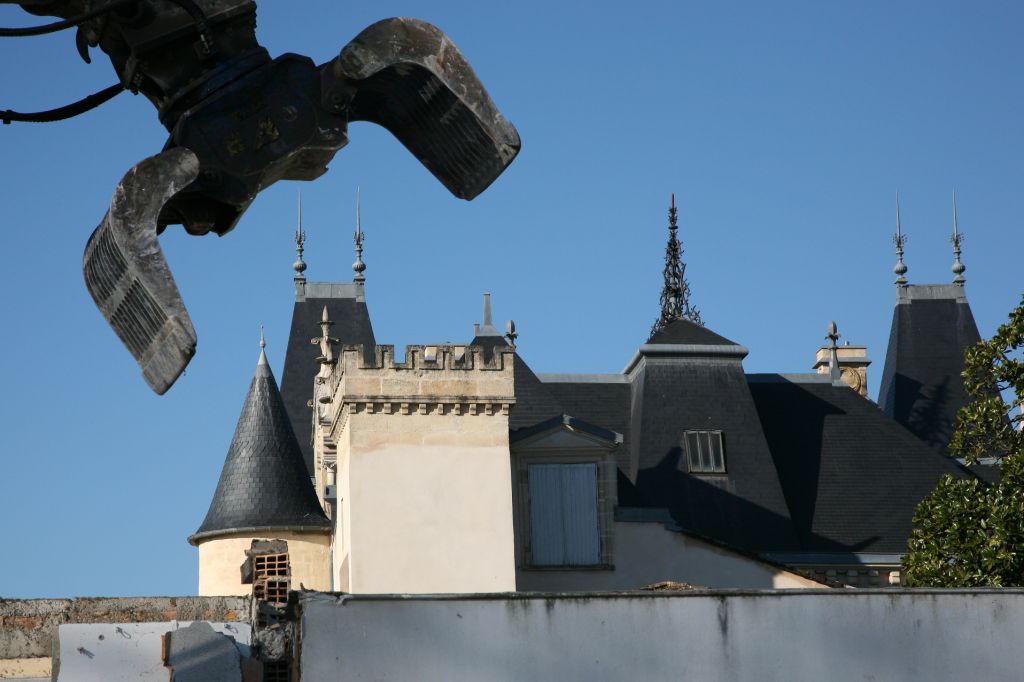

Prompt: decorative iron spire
[951,191,966,286]
[293,190,307,283]
[352,187,366,283]
[826,320,842,381]
[651,193,702,337]
[892,191,908,286]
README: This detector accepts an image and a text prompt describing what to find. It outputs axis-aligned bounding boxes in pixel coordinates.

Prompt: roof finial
[258,324,268,365]
[505,319,518,346]
[293,190,307,282]
[951,191,966,286]
[826,320,841,381]
[892,191,908,286]
[651,193,702,338]
[313,305,338,365]
[352,186,366,283]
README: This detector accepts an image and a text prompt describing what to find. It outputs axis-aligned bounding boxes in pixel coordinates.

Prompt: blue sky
[0,1,1021,597]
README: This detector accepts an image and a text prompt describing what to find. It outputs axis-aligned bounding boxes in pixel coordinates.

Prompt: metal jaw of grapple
[83,148,200,394]
[71,13,520,393]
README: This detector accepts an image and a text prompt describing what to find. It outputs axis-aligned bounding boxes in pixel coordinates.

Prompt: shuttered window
[528,463,600,566]
[682,430,726,473]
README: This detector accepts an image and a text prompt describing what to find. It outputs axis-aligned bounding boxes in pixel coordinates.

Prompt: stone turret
[190,337,331,596]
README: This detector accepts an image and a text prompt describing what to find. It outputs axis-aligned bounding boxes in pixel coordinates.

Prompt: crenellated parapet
[322,343,516,437]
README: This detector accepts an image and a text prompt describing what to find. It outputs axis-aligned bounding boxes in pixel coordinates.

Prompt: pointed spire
[352,186,366,283]
[651,193,702,337]
[951,191,966,286]
[474,292,502,337]
[892,191,908,286]
[293,190,307,282]
[826,320,842,381]
[189,332,330,545]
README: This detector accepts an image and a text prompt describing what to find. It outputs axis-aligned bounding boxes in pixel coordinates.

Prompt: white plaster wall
[346,439,516,593]
[301,590,1024,681]
[196,532,331,596]
[517,521,820,590]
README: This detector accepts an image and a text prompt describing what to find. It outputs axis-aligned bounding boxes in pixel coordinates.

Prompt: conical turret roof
[189,343,330,544]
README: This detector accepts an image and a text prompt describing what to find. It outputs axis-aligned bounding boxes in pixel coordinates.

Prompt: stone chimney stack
[813,339,871,397]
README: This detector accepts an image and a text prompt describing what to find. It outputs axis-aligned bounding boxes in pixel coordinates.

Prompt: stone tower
[314,342,518,594]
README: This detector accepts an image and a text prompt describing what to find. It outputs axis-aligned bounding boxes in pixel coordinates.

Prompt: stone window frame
[512,445,617,571]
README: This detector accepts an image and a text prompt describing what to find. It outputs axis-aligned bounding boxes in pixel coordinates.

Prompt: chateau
[190,197,990,596]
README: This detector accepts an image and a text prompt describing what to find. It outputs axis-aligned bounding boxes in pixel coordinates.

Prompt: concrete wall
[324,344,517,594]
[197,532,331,596]
[517,521,821,591]
[0,596,247,680]
[54,621,251,681]
[299,590,1024,681]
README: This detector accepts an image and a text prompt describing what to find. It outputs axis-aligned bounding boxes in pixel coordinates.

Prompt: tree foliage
[903,294,1024,587]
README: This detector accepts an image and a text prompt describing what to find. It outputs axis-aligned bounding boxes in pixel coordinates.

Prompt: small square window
[682,430,726,473]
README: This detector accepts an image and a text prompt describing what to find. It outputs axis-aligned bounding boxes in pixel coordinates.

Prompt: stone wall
[0,596,248,680]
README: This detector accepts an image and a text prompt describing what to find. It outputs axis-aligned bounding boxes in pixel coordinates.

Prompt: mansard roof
[539,374,633,475]
[877,284,983,455]
[625,324,798,551]
[281,281,375,475]
[190,346,330,545]
[748,373,975,554]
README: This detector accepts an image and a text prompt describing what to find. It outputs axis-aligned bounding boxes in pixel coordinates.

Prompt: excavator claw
[83,147,200,394]
[6,2,520,393]
[324,18,521,200]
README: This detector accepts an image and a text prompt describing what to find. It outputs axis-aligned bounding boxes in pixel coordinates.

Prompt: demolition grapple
[3,1,520,393]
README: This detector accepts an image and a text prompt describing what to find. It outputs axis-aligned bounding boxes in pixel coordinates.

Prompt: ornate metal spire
[826,320,842,381]
[951,191,966,286]
[352,187,366,283]
[651,193,702,337]
[892,191,908,286]
[293,190,307,283]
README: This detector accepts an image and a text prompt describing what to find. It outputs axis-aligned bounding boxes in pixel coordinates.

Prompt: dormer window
[682,430,726,473]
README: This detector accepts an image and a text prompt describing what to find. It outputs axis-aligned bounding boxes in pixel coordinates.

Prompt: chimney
[813,336,871,397]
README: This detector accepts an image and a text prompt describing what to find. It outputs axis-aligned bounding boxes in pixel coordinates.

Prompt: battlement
[322,343,516,434]
[338,343,515,372]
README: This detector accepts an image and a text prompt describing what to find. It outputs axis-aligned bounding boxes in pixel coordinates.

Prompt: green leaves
[903,294,1024,587]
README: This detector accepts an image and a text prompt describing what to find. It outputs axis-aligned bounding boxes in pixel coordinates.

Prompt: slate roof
[628,325,798,551]
[749,373,975,553]
[539,375,632,475]
[878,285,984,455]
[190,347,330,544]
[281,282,375,475]
[648,318,736,346]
